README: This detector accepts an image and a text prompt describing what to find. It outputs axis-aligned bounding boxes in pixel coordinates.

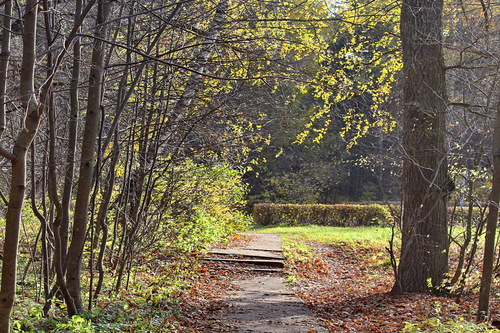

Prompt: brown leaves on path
[173,235,500,332]
[291,242,500,332]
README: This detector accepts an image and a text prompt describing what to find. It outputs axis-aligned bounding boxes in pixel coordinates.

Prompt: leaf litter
[171,234,500,332]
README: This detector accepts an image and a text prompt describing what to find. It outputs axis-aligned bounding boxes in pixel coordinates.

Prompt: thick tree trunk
[392,0,451,294]
[477,104,500,321]
[65,0,111,313]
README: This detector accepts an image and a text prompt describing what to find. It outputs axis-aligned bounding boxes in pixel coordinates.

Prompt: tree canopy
[0,0,499,330]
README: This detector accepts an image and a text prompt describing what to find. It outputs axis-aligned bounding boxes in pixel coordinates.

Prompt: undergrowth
[10,253,199,332]
[401,316,500,332]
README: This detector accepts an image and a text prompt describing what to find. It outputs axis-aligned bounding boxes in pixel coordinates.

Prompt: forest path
[206,233,327,333]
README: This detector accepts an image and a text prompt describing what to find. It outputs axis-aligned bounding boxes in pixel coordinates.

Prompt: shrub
[159,161,251,252]
[253,203,391,226]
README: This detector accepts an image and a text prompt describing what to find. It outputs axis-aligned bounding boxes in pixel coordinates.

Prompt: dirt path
[206,233,327,333]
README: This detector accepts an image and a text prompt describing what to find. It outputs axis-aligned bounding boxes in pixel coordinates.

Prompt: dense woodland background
[0,0,499,331]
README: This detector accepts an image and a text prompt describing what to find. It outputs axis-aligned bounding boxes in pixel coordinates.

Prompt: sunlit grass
[254,223,489,259]
[254,225,397,249]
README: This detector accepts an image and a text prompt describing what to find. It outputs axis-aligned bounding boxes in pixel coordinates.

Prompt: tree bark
[65,0,111,313]
[477,103,500,321]
[0,0,12,139]
[392,0,451,294]
[0,0,96,325]
[94,132,120,300]
[0,2,39,331]
[56,0,87,283]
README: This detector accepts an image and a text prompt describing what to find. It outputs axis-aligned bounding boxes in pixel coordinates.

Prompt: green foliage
[51,316,94,333]
[401,302,500,332]
[253,203,391,226]
[282,236,313,261]
[12,315,94,333]
[173,209,251,252]
[158,161,251,252]
[11,252,199,332]
[11,320,37,333]
[401,317,500,332]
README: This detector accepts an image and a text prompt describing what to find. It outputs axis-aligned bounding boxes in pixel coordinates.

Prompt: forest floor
[170,232,500,332]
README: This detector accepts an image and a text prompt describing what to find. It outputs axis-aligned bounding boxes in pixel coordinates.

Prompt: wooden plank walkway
[206,233,327,333]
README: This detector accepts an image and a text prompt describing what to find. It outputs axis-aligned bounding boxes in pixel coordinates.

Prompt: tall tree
[477,103,500,320]
[392,0,452,293]
[65,0,111,313]
[0,2,39,331]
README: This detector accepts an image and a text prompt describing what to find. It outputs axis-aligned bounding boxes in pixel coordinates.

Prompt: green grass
[254,225,397,249]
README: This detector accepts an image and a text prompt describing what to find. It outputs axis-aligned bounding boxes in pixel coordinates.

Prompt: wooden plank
[241,268,283,273]
[202,257,285,268]
[208,249,284,260]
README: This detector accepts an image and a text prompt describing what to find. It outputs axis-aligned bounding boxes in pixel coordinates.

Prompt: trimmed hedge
[253,203,392,226]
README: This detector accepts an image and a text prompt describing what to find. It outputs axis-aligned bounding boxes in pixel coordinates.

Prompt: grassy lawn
[254,225,396,249]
